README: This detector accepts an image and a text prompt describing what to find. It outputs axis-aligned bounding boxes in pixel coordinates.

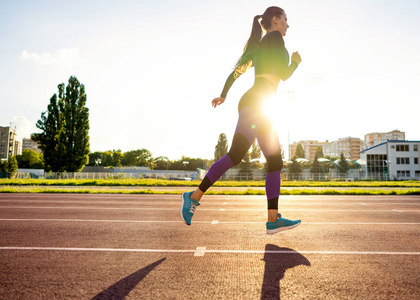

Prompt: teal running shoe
[180,191,200,225]
[266,213,301,234]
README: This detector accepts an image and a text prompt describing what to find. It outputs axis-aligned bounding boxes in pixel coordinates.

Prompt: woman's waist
[254,74,281,88]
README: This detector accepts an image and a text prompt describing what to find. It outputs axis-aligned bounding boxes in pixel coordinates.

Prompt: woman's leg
[191,107,260,201]
[256,119,283,223]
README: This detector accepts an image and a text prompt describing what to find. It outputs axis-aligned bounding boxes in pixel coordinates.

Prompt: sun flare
[262,95,283,127]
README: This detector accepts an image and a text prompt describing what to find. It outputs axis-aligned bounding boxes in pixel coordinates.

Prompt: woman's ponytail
[234,15,263,76]
[234,7,284,77]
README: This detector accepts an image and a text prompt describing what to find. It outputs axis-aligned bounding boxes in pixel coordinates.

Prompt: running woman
[181,6,302,234]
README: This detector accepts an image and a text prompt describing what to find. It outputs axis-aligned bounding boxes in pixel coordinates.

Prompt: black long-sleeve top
[220,30,298,98]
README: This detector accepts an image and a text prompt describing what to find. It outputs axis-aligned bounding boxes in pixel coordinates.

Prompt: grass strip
[1,179,420,188]
[1,186,419,195]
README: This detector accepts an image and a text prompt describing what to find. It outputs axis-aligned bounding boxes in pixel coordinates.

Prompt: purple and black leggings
[199,102,283,210]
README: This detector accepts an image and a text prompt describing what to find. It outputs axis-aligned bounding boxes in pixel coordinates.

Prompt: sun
[262,94,283,127]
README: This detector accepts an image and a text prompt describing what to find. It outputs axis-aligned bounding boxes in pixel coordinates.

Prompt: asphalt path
[0,193,419,299]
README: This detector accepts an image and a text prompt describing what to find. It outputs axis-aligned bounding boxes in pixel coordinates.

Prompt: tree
[239,150,252,179]
[0,156,18,178]
[112,150,123,167]
[33,76,90,172]
[154,156,170,170]
[295,144,305,158]
[16,149,43,169]
[288,157,302,180]
[148,157,156,170]
[101,151,114,166]
[310,153,321,179]
[250,141,261,161]
[214,133,228,161]
[336,152,350,175]
[315,146,324,158]
[88,151,103,166]
[121,149,153,167]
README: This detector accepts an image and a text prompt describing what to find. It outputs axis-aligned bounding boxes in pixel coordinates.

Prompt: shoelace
[189,202,198,214]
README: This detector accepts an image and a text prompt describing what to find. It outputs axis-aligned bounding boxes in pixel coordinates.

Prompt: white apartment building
[360,140,420,180]
[0,126,16,160]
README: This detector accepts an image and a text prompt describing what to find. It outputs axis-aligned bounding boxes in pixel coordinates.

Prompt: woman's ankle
[267,209,279,223]
[191,189,203,202]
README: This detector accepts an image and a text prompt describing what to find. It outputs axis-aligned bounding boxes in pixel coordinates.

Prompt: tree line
[87,149,211,171]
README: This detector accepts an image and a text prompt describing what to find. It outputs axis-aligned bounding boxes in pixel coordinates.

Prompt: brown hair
[234,6,285,77]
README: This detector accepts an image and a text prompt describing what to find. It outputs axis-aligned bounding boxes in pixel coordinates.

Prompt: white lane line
[1,219,419,225]
[194,247,206,257]
[2,201,419,205]
[1,206,419,212]
[0,247,419,255]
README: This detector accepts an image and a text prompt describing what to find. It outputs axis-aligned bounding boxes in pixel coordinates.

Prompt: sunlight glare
[263,94,282,127]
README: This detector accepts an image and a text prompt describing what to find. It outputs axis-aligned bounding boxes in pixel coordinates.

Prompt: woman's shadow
[91,257,166,300]
[261,245,310,300]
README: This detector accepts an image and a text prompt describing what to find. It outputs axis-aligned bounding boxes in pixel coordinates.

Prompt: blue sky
[1,0,419,160]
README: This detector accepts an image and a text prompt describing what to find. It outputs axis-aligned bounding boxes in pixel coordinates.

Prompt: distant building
[365,130,405,146]
[330,137,371,161]
[289,140,331,161]
[0,126,16,160]
[360,140,420,180]
[290,137,370,161]
[22,137,41,154]
[14,141,21,156]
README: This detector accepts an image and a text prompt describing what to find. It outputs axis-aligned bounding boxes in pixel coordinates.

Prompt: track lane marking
[1,219,419,225]
[1,206,420,212]
[1,246,419,255]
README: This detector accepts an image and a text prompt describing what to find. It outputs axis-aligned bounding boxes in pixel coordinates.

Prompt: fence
[219,172,360,181]
[13,171,195,180]
[9,170,419,181]
[12,171,361,181]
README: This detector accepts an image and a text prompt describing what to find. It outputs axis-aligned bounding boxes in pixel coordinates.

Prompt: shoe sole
[180,192,190,226]
[266,221,301,234]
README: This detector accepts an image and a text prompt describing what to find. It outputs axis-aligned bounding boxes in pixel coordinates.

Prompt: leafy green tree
[214,133,228,161]
[0,156,18,178]
[239,150,252,178]
[336,152,350,174]
[154,156,170,170]
[121,149,152,167]
[295,144,305,158]
[148,157,156,170]
[168,156,207,171]
[288,157,302,180]
[16,149,44,169]
[88,151,103,166]
[112,150,123,167]
[315,146,324,158]
[310,153,322,179]
[250,141,261,160]
[101,151,114,166]
[33,76,89,172]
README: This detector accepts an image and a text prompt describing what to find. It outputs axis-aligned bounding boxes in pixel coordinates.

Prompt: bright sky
[1,0,419,160]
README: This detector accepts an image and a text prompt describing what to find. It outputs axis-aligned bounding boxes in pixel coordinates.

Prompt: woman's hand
[291,51,302,65]
[211,97,226,108]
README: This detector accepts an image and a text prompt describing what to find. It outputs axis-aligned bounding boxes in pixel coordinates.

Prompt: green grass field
[1,178,419,195]
[1,178,420,187]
